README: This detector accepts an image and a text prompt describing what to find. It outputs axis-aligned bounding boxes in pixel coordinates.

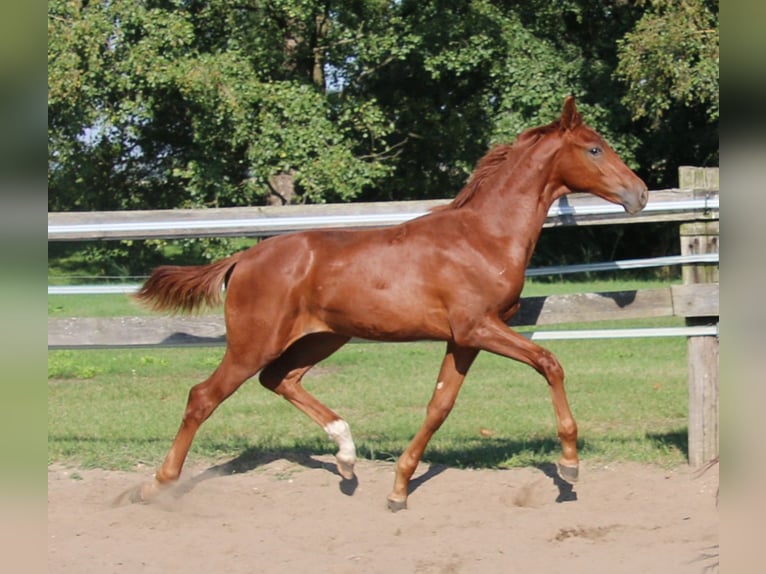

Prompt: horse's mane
[437,120,561,211]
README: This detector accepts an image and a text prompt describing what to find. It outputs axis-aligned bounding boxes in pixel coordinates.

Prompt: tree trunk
[267,171,296,205]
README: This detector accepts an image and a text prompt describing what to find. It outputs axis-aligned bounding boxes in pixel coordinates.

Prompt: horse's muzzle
[622,185,649,215]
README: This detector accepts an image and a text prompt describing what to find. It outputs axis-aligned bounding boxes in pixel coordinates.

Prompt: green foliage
[616,0,719,125]
[48,0,396,210]
[48,1,718,274]
[614,0,719,188]
[48,351,101,380]
[50,0,720,210]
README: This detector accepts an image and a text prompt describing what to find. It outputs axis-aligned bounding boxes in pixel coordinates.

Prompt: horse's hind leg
[258,333,355,479]
[114,351,258,505]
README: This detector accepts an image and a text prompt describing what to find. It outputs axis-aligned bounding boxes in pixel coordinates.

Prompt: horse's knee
[425,400,453,431]
[537,349,564,384]
[183,384,215,425]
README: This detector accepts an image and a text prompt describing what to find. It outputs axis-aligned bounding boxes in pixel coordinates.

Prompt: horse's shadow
[172,448,450,500]
[169,448,574,504]
[535,462,578,503]
[171,448,359,498]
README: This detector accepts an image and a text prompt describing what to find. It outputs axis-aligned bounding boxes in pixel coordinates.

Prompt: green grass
[48,332,688,472]
[48,293,159,318]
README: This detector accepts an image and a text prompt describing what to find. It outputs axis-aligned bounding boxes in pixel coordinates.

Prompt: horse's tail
[136,251,245,314]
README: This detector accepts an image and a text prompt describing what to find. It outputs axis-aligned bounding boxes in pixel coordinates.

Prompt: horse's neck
[463,157,560,243]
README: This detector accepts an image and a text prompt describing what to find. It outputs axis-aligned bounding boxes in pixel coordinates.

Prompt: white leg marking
[324,419,357,465]
[436,381,445,391]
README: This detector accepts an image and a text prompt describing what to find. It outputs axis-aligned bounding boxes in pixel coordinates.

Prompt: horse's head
[553,96,648,214]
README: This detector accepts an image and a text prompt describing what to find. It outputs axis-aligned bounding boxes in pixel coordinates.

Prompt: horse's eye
[588,146,602,157]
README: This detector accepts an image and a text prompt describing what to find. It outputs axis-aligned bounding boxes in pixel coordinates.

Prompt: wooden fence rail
[48,188,718,241]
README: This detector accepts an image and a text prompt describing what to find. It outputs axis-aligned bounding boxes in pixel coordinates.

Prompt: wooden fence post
[679,166,719,467]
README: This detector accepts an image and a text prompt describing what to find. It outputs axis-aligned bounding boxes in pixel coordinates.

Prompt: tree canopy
[48,0,718,269]
[48,0,399,211]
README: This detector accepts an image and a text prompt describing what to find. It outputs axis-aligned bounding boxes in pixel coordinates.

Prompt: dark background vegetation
[48,0,718,275]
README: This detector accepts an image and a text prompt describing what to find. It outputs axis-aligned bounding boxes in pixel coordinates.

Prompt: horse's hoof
[337,459,355,481]
[557,463,579,484]
[338,471,358,496]
[112,479,169,506]
[112,484,149,507]
[387,497,407,512]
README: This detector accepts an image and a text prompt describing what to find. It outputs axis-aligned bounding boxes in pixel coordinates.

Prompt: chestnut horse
[121,97,647,511]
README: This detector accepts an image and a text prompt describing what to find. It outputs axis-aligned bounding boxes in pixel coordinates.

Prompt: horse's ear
[560,95,582,131]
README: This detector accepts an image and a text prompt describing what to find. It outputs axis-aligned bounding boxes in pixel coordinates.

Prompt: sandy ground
[48,457,718,574]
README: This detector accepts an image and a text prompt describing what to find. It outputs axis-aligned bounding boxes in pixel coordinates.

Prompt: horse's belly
[317,289,451,342]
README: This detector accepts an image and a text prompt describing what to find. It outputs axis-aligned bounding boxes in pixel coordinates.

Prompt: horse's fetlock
[559,419,578,441]
[325,419,357,463]
[154,468,180,484]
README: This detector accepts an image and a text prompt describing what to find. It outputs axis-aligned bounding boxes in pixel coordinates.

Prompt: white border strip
[525,253,718,276]
[523,325,718,340]
[48,284,141,295]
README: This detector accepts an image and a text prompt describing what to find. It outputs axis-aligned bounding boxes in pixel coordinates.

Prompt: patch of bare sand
[48,458,718,573]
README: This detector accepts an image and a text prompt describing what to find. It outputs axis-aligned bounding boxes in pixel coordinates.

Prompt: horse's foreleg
[259,333,356,479]
[458,318,579,483]
[387,343,479,511]
[114,354,255,505]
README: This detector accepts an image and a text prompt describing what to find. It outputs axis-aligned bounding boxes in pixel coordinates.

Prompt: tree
[351,0,646,200]
[615,0,719,187]
[48,1,718,273]
[48,0,399,213]
[616,0,718,125]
